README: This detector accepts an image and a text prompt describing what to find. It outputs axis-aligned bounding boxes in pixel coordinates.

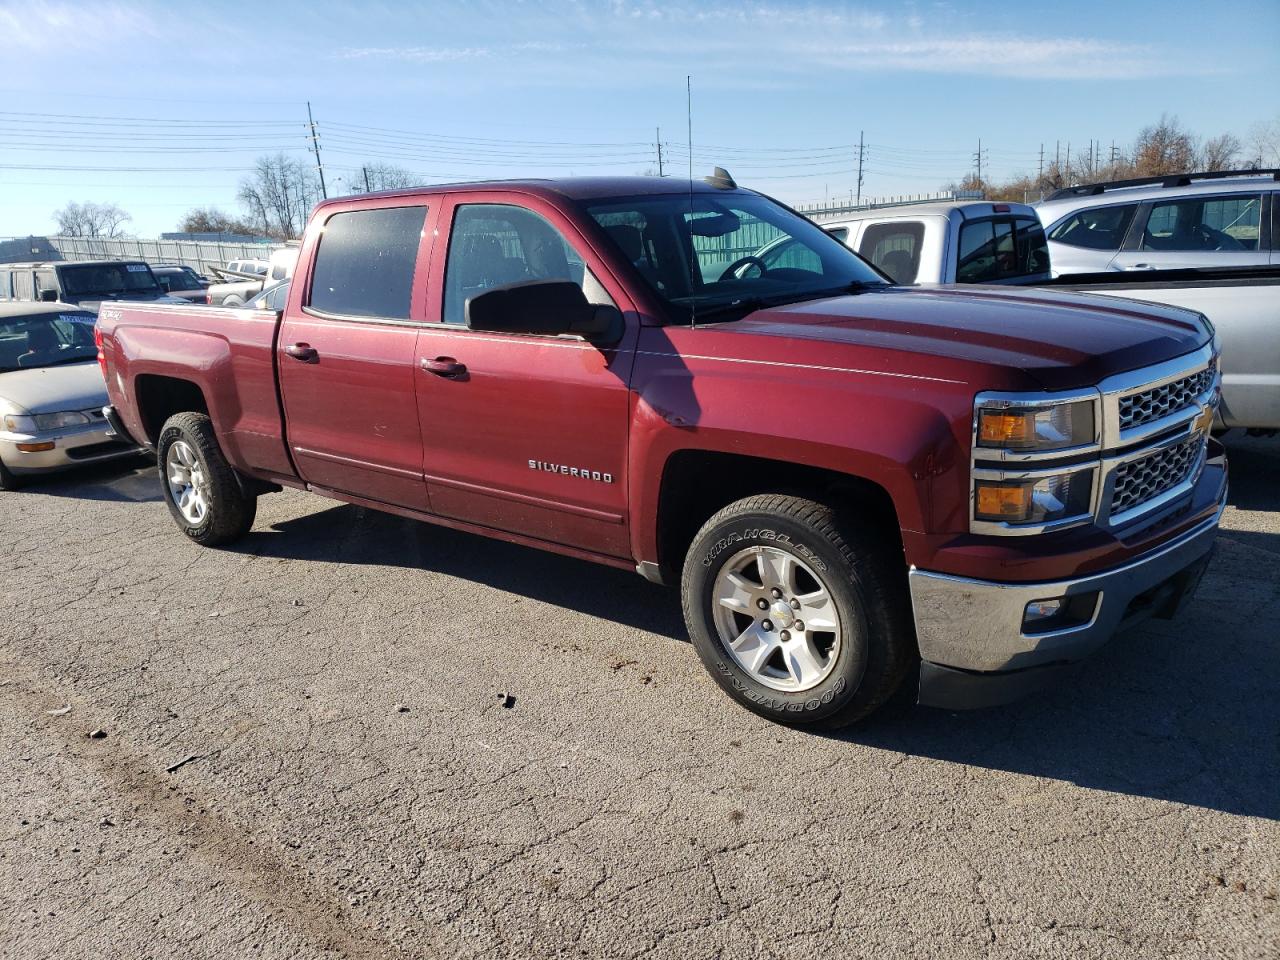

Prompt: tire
[156,412,256,546]
[0,455,21,491]
[682,494,914,729]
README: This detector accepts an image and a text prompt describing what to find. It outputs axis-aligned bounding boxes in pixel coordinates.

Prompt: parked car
[0,302,138,489]
[0,260,177,313]
[245,279,290,311]
[1043,265,1280,431]
[97,174,1225,727]
[151,265,209,301]
[1036,169,1280,275]
[206,248,297,306]
[813,200,1050,284]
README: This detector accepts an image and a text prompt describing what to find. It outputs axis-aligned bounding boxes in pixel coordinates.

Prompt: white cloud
[0,1,160,51]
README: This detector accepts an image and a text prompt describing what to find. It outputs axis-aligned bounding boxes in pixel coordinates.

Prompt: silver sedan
[0,302,139,489]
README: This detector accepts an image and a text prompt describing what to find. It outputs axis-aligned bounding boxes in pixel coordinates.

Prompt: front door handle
[421,356,467,379]
[1121,263,1158,271]
[285,343,318,363]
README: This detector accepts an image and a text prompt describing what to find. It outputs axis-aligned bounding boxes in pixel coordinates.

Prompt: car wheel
[157,412,256,546]
[682,494,914,728]
[0,455,22,491]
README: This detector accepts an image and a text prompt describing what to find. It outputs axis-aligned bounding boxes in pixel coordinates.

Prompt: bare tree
[179,207,260,237]
[237,154,322,240]
[351,163,420,193]
[53,202,132,238]
[1131,115,1197,177]
[1199,133,1242,171]
[1246,116,1280,167]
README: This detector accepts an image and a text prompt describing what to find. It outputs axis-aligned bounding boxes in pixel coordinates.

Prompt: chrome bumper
[910,482,1225,709]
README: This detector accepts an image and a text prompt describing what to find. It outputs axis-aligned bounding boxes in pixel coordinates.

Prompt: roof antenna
[687,74,696,330]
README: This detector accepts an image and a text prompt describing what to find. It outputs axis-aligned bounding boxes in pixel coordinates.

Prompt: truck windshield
[585,192,887,322]
[0,311,99,372]
[59,263,162,296]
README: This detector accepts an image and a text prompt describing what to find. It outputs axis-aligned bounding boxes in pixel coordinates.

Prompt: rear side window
[12,270,34,300]
[1142,194,1262,251]
[308,206,427,319]
[858,221,925,284]
[956,218,1051,283]
[1048,204,1137,250]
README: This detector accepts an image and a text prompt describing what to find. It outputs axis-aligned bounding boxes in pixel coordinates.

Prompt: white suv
[1035,169,1279,275]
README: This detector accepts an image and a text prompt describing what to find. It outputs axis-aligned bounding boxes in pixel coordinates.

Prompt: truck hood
[732,285,1210,390]
[0,361,108,415]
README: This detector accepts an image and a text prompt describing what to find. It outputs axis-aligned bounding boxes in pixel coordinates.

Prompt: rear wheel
[682,494,914,728]
[157,412,256,546]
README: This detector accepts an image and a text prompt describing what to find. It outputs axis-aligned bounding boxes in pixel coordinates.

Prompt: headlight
[2,413,37,433]
[976,399,1095,451]
[974,469,1094,525]
[4,411,91,433]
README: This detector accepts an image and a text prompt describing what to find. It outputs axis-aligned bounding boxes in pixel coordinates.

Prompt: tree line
[957,114,1280,203]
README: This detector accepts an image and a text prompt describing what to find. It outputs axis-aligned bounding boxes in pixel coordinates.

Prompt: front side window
[1142,194,1262,251]
[1048,204,1138,250]
[443,203,612,325]
[0,310,98,371]
[858,221,926,284]
[586,192,884,323]
[308,205,426,320]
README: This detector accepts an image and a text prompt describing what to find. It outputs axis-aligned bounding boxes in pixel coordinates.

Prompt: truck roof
[818,199,1039,226]
[0,300,89,318]
[1,259,150,269]
[315,175,749,212]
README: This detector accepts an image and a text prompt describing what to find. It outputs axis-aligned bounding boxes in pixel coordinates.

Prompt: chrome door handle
[421,356,467,379]
[285,343,318,362]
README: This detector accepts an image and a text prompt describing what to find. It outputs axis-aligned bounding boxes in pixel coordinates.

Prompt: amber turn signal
[975,481,1032,521]
[978,411,1037,446]
[16,441,55,453]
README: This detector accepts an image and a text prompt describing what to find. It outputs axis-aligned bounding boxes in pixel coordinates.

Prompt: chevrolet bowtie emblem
[1192,404,1215,437]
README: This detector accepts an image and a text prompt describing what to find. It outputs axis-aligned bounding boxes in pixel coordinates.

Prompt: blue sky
[1,0,1277,236]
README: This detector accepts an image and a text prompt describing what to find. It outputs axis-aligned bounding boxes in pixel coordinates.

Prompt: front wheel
[682,494,914,728]
[157,412,256,546]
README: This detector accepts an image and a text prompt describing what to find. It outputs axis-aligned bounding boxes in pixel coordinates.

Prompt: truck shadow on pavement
[12,456,161,503]
[235,503,690,641]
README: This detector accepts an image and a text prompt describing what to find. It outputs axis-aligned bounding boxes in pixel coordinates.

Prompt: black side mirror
[466,280,621,342]
[39,288,58,302]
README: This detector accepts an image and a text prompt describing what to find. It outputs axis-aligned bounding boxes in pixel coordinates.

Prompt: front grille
[1111,435,1204,515]
[1119,360,1215,431]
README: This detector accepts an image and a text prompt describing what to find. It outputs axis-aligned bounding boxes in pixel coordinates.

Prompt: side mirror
[466,280,621,342]
[39,288,58,302]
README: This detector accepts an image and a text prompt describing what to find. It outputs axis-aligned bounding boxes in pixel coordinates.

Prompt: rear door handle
[421,356,467,379]
[1122,263,1158,271]
[285,343,318,362]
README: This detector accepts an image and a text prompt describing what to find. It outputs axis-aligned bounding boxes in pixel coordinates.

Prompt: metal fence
[43,235,287,275]
[794,190,984,220]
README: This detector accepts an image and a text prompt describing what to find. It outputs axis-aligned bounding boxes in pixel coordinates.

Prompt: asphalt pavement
[1,437,1276,959]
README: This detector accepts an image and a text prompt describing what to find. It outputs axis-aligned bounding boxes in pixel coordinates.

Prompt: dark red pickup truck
[97,175,1227,727]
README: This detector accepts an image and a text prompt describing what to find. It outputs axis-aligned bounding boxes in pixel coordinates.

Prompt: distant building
[160,231,274,244]
[0,235,61,264]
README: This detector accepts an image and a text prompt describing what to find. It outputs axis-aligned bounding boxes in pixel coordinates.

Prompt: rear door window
[11,270,34,300]
[956,218,1045,282]
[308,205,427,320]
[1142,194,1263,251]
[1048,204,1138,250]
[858,221,925,284]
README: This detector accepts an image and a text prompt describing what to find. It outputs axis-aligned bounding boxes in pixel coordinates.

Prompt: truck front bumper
[909,490,1225,711]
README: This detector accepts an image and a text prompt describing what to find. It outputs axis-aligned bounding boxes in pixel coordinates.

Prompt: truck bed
[95,301,296,480]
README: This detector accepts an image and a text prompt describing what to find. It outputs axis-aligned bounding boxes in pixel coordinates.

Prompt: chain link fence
[17,236,289,276]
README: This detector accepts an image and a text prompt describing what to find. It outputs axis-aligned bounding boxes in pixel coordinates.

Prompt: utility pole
[656,127,664,177]
[855,130,865,208]
[1037,143,1044,184]
[973,137,984,193]
[362,166,371,192]
[307,101,328,200]
[1065,141,1071,184]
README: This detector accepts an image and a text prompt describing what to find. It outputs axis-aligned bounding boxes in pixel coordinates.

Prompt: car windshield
[584,191,887,323]
[0,311,99,372]
[60,263,161,296]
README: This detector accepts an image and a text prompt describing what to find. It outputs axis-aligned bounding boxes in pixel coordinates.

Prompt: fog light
[16,441,55,452]
[1024,598,1063,622]
[1021,591,1100,635]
